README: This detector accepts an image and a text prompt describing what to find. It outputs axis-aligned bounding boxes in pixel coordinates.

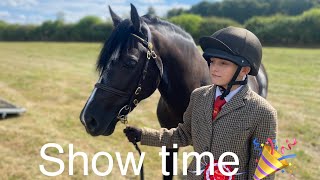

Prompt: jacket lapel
[203,85,216,133]
[201,85,250,135]
[215,85,249,120]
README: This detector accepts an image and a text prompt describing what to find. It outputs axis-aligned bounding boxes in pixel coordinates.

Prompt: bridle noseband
[95,24,163,124]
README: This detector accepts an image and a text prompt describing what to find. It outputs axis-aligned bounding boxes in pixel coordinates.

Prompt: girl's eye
[221,61,230,65]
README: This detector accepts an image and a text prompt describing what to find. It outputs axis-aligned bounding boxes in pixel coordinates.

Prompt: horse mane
[96,15,196,73]
[142,15,194,42]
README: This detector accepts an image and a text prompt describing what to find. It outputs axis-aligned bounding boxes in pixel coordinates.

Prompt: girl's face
[210,57,250,88]
[209,57,238,88]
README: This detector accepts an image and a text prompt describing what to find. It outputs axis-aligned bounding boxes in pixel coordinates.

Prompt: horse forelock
[96,16,197,74]
[96,19,133,73]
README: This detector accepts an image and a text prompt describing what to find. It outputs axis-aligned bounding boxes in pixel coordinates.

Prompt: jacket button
[205,146,209,151]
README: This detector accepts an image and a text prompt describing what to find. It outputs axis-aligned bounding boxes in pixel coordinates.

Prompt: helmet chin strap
[219,66,248,99]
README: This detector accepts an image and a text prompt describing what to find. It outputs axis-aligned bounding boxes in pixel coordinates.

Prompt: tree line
[0,16,113,42]
[169,8,320,46]
[168,0,320,23]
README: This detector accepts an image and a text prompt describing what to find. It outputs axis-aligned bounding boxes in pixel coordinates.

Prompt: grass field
[0,42,319,180]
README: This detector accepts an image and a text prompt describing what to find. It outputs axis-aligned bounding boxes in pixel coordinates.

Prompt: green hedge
[245,8,320,45]
[0,16,113,42]
[169,0,319,24]
[169,14,203,40]
[169,14,240,43]
[197,17,241,42]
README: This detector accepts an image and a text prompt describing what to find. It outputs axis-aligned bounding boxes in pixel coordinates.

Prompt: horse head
[80,4,163,136]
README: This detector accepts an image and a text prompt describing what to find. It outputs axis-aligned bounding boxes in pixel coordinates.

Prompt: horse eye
[123,59,137,68]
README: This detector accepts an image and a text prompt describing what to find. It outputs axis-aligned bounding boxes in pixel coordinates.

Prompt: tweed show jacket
[141,84,277,180]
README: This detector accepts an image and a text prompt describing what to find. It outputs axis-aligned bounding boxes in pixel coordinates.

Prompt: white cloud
[0,0,38,7]
[115,3,190,17]
[17,14,26,19]
[105,0,127,4]
[0,11,10,18]
[107,3,190,18]
[137,0,164,4]
[0,0,193,24]
[0,13,43,24]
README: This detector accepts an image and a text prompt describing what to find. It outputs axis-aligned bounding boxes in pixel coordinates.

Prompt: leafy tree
[169,14,203,39]
[182,0,320,23]
[147,6,157,16]
[167,8,186,18]
[245,8,320,45]
[73,16,103,41]
[198,16,241,39]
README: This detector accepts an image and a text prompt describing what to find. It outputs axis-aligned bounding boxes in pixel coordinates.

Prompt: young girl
[124,27,277,180]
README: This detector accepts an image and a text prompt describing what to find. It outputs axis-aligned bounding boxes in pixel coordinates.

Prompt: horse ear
[109,5,122,27]
[130,3,141,32]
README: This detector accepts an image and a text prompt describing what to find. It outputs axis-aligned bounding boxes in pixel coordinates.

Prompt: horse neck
[151,28,210,113]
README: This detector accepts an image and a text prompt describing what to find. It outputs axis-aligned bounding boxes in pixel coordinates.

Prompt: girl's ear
[241,66,251,76]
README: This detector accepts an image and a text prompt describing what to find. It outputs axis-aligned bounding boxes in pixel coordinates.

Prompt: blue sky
[0,0,221,24]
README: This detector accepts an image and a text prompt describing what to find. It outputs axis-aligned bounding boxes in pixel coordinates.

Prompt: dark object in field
[0,98,26,119]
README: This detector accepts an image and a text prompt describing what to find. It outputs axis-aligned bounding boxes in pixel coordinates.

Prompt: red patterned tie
[212,95,226,120]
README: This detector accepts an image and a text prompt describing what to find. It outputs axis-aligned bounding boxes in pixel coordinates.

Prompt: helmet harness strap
[219,66,248,99]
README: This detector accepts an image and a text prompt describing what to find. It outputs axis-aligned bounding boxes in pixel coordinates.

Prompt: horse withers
[80,4,268,179]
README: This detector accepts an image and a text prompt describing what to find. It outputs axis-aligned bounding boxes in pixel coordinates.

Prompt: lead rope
[123,123,144,180]
[133,141,144,180]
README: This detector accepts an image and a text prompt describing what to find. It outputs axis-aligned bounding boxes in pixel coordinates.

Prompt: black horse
[80,4,268,179]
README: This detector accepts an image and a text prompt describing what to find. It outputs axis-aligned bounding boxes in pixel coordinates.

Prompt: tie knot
[216,95,225,101]
[212,95,226,120]
[215,95,226,108]
[216,95,223,100]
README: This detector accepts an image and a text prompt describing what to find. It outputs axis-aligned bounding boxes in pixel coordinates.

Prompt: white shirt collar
[215,75,247,102]
[215,85,243,102]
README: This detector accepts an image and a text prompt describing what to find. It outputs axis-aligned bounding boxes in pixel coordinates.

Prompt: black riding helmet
[199,26,262,98]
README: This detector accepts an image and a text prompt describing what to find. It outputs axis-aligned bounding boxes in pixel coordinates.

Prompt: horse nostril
[87,116,98,130]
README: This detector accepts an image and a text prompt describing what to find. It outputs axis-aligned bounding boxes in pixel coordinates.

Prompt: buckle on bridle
[117,105,131,124]
[147,50,157,60]
[135,87,142,95]
[151,50,157,59]
[148,42,153,50]
[133,99,139,106]
[147,50,151,60]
